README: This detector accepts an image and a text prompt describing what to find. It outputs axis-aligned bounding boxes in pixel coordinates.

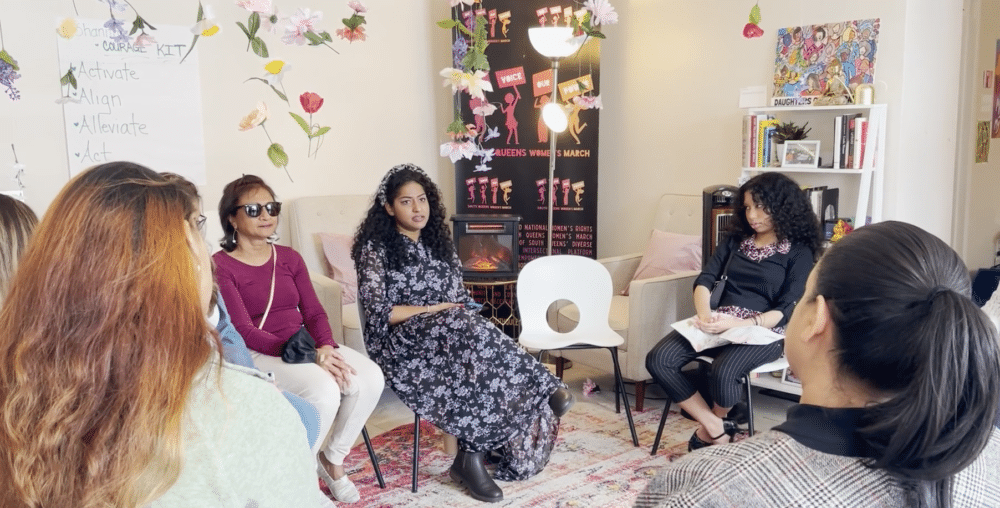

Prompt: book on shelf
[742,115,753,168]
[855,118,868,169]
[803,186,838,223]
[832,115,842,169]
[756,117,778,167]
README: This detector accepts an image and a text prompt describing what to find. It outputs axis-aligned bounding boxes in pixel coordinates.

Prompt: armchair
[554,193,702,412]
[288,194,372,355]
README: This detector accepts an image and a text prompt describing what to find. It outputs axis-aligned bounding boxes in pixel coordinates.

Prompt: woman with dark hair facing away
[0,162,317,507]
[214,175,384,504]
[636,221,1000,507]
[0,194,37,301]
[646,172,822,451]
[352,163,574,503]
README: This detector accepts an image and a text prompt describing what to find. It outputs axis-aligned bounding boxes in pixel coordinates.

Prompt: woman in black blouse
[646,172,822,451]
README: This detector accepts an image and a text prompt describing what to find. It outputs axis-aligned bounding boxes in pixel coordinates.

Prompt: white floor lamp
[528,27,585,256]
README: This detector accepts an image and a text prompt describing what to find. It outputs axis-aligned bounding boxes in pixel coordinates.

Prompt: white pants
[252,346,384,464]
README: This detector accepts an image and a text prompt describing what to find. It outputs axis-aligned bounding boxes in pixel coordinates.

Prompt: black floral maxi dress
[357,238,562,480]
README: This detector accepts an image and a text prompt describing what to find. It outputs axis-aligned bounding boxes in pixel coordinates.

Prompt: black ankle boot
[548,387,575,417]
[449,450,503,503]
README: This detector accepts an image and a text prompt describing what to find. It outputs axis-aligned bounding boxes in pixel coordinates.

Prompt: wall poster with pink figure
[448,0,601,266]
[771,19,880,106]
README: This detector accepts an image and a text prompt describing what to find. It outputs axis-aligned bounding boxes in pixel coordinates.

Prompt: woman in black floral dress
[352,164,573,503]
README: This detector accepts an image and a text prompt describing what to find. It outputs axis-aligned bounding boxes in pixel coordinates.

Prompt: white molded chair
[517,255,639,447]
[650,356,790,455]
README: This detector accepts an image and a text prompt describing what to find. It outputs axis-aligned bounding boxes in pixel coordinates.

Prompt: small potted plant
[772,121,811,166]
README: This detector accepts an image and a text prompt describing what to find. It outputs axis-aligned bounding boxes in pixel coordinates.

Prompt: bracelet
[751,315,758,326]
[426,305,431,313]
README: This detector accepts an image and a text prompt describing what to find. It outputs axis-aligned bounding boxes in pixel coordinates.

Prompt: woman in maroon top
[214,175,384,505]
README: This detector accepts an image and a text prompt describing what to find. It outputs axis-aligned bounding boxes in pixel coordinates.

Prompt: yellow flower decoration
[263,59,290,86]
[191,4,221,37]
[56,18,78,39]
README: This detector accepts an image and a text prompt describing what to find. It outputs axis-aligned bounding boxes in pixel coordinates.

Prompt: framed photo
[781,140,821,168]
[781,367,801,386]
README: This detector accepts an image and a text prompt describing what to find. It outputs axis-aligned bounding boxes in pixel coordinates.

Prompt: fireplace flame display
[451,215,521,279]
[463,235,513,272]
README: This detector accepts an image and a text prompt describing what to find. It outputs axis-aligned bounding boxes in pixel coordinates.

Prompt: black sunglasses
[238,201,281,218]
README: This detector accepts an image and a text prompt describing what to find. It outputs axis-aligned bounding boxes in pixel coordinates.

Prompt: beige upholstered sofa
[555,193,702,412]
[287,194,371,356]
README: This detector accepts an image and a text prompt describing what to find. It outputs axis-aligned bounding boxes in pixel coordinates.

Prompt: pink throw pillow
[319,232,358,304]
[624,230,702,296]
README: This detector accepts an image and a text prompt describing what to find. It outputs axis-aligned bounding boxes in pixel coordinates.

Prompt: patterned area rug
[338,401,701,507]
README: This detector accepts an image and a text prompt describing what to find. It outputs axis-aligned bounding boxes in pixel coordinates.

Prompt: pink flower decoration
[572,95,603,110]
[336,26,366,42]
[134,33,156,47]
[300,92,324,114]
[235,0,272,13]
[347,1,367,14]
[440,140,476,163]
[743,23,764,39]
[282,8,323,45]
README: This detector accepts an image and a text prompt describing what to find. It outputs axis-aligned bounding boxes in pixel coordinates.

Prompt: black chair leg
[651,403,670,455]
[412,414,420,493]
[361,426,385,489]
[609,347,639,447]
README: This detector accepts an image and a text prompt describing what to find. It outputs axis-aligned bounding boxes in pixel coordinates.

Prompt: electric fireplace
[450,214,521,280]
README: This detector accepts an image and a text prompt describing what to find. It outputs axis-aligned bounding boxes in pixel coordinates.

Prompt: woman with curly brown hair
[646,171,823,451]
[352,163,573,503]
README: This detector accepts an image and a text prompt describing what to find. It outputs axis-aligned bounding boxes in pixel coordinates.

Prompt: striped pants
[645,330,784,408]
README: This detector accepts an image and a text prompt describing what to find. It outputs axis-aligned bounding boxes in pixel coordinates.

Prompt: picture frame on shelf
[781,140,820,168]
[781,367,801,386]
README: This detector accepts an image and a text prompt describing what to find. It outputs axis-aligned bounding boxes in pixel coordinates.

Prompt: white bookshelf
[742,104,887,226]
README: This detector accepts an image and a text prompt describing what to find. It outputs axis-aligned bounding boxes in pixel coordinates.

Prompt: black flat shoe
[449,450,503,503]
[686,419,741,452]
[548,387,575,417]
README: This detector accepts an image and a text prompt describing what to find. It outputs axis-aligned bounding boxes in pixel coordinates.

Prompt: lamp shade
[528,27,585,58]
[541,102,569,132]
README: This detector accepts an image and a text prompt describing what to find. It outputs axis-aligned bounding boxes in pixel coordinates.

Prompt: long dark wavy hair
[351,165,453,270]
[812,221,999,508]
[728,172,823,259]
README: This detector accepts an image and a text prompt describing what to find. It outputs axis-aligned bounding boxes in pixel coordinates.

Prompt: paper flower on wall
[289,92,331,158]
[56,65,80,104]
[572,0,619,39]
[236,0,272,57]
[0,21,21,101]
[743,3,763,39]
[10,145,24,192]
[246,59,291,103]
[181,2,219,64]
[56,18,78,39]
[192,4,221,36]
[239,102,293,182]
[438,6,497,169]
[336,1,367,42]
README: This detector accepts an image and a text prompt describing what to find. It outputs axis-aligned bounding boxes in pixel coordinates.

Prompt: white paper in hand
[671,316,784,352]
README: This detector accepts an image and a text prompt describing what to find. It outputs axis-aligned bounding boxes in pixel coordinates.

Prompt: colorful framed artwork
[771,19,880,106]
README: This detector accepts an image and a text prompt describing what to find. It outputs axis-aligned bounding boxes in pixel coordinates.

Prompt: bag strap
[257,243,277,330]
[717,237,736,281]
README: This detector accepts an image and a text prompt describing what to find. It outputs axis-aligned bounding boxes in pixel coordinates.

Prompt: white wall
[0,0,975,264]
[956,0,1000,269]
[596,0,965,258]
[0,0,451,247]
